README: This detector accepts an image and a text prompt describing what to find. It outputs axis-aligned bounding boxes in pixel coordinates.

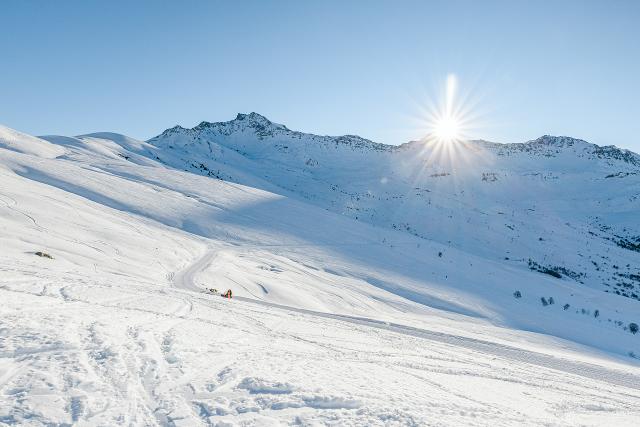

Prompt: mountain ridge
[139,114,640,307]
[4,118,640,308]
[148,112,640,163]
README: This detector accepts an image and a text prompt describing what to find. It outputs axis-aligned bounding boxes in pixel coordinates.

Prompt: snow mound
[301,395,362,409]
[238,377,296,394]
[0,125,65,158]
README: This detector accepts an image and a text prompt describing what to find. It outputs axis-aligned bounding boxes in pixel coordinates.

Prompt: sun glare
[433,115,461,141]
[424,74,468,144]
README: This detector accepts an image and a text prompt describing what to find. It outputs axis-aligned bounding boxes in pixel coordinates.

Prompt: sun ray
[395,73,499,199]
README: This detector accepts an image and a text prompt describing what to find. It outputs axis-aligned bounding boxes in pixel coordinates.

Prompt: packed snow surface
[1,118,640,426]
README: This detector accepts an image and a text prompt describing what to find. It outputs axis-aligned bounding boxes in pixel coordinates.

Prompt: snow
[1,118,640,425]
[147,114,640,303]
[0,126,65,159]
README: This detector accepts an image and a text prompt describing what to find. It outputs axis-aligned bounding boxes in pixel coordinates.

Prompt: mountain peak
[235,112,271,124]
[233,112,289,132]
[189,112,288,134]
[527,135,588,147]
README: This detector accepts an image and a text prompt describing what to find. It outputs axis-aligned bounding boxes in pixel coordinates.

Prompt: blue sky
[2,0,640,151]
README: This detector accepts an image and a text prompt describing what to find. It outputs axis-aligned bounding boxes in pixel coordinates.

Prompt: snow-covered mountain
[150,113,640,301]
[1,117,640,425]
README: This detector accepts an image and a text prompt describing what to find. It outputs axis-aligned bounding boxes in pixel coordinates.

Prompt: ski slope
[1,122,640,425]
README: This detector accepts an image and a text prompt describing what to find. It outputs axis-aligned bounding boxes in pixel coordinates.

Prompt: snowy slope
[149,113,640,301]
[1,122,640,425]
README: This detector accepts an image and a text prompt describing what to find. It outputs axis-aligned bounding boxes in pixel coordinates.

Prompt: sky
[2,0,640,151]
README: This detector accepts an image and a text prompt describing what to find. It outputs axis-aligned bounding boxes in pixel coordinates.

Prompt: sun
[433,115,461,141]
[407,73,489,175]
[423,74,469,143]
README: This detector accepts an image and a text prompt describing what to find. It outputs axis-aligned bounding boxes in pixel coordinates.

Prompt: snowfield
[1,119,640,426]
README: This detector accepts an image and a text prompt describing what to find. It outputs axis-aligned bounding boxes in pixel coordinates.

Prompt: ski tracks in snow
[171,246,219,293]
[235,296,640,391]
[2,247,640,425]
[170,245,640,393]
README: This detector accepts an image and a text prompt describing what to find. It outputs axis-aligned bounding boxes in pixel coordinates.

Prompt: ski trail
[172,246,218,292]
[234,296,640,392]
[170,245,640,392]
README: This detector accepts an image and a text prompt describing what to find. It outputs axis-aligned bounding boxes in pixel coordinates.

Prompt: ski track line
[167,246,640,392]
[171,246,218,293]
[233,296,640,392]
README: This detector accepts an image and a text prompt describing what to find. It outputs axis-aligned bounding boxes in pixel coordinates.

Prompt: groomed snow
[1,123,640,425]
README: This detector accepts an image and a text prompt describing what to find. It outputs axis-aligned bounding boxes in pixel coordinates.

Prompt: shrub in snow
[630,323,639,334]
[545,269,562,279]
[528,259,562,278]
[481,172,498,182]
[35,251,53,259]
[527,260,585,281]
[513,290,522,299]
